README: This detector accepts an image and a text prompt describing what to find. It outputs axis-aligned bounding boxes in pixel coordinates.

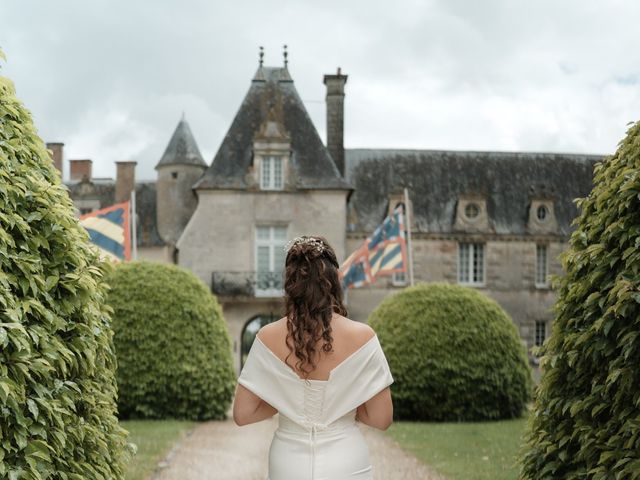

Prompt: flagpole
[131,189,138,260]
[404,187,415,286]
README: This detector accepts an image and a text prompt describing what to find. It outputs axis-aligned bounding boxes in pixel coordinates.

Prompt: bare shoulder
[334,314,375,345]
[255,317,287,347]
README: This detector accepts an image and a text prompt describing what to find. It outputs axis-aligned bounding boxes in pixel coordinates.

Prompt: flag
[339,244,371,288]
[340,204,408,289]
[79,201,131,262]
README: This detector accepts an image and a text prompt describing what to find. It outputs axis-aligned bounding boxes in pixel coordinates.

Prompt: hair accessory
[284,236,325,254]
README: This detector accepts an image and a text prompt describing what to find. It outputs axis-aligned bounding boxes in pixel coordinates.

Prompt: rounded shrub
[107,261,235,420]
[519,122,640,479]
[0,56,128,477]
[369,282,532,421]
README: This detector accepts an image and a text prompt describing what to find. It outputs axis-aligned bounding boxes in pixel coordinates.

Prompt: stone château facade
[55,58,602,373]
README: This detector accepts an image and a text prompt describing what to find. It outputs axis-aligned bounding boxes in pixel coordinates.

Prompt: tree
[520,121,640,479]
[369,282,532,421]
[108,261,236,420]
[0,51,129,479]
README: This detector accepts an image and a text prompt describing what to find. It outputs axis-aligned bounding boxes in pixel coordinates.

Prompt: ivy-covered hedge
[107,261,235,420]
[369,282,532,421]
[519,122,640,479]
[0,54,129,478]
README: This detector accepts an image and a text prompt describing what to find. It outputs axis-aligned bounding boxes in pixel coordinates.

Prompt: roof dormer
[527,198,557,234]
[247,109,292,191]
[454,194,491,232]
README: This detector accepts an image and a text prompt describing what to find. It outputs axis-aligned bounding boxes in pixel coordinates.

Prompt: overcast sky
[1,0,639,181]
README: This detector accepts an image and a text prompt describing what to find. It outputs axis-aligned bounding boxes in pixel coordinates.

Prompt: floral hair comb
[284,236,325,254]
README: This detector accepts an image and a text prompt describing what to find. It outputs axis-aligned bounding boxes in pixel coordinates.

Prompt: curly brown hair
[283,236,347,378]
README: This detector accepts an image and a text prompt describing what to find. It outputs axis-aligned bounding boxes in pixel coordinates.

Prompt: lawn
[121,420,195,480]
[386,417,528,480]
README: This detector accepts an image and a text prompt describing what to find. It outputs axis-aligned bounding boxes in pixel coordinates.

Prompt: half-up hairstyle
[283,236,347,378]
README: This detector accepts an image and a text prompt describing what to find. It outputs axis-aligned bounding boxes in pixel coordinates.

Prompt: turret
[155,116,207,255]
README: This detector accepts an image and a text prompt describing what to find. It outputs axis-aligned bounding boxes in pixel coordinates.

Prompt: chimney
[46,142,64,176]
[323,67,348,177]
[69,159,92,182]
[115,161,137,203]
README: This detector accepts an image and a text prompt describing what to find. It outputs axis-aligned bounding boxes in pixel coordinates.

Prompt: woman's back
[233,235,394,480]
[239,318,393,480]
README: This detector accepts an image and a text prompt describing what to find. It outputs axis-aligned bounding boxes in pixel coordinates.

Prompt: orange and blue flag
[79,201,131,262]
[340,204,407,289]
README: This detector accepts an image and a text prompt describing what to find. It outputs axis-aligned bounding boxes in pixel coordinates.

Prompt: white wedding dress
[237,334,394,480]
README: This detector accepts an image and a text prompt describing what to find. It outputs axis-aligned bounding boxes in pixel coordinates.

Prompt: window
[537,205,548,221]
[79,207,94,215]
[392,271,407,287]
[534,320,547,347]
[171,171,178,179]
[260,156,283,190]
[535,244,549,287]
[464,202,480,220]
[458,243,485,285]
[255,226,287,296]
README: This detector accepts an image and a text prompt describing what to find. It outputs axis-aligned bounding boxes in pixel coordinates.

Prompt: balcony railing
[211,271,284,298]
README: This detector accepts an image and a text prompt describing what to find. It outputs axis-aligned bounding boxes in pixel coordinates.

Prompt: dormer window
[528,199,557,233]
[536,205,548,221]
[464,202,480,220]
[454,196,489,232]
[261,155,284,190]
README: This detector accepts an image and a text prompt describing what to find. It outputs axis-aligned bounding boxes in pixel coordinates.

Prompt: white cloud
[1,0,639,181]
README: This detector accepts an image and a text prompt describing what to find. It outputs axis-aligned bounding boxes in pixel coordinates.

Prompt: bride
[233,235,394,480]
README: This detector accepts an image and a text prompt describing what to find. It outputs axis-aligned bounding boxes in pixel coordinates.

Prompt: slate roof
[345,149,604,236]
[194,66,351,190]
[65,180,163,247]
[155,117,207,169]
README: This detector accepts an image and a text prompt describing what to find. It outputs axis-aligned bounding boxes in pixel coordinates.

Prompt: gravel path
[151,416,443,480]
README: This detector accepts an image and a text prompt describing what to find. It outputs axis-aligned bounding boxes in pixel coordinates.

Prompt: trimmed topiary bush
[369,282,532,421]
[519,122,640,479]
[0,54,129,478]
[107,261,235,420]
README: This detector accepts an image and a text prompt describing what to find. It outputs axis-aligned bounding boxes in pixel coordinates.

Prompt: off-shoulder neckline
[254,334,378,382]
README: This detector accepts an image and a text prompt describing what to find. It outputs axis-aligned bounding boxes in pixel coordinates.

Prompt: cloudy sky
[1,0,639,180]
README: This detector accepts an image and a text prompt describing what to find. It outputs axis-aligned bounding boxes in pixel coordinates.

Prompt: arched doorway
[240,313,278,369]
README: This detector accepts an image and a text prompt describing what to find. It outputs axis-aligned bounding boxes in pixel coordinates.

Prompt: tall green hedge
[0,55,129,478]
[107,261,235,420]
[519,122,640,479]
[369,282,532,421]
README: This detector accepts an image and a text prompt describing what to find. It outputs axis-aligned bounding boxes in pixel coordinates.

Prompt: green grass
[387,417,528,480]
[121,420,195,480]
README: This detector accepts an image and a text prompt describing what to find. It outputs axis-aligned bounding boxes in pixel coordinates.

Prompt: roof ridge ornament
[259,46,264,67]
[283,44,288,68]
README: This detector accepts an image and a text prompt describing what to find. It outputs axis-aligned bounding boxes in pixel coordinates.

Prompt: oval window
[537,205,548,221]
[464,202,480,219]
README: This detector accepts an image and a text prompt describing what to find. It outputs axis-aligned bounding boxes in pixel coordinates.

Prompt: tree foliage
[519,121,640,479]
[369,282,532,421]
[0,55,129,478]
[107,261,235,420]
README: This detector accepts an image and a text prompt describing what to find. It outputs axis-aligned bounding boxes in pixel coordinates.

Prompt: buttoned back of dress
[237,334,394,480]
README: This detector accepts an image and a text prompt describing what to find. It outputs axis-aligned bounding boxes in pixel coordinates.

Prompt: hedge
[519,121,640,479]
[107,261,235,420]
[369,282,532,421]
[0,52,129,478]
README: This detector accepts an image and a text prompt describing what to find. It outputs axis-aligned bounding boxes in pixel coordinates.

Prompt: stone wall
[156,164,205,246]
[344,235,569,353]
[177,188,349,373]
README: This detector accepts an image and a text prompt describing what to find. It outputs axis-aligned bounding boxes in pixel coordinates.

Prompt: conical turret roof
[155,117,207,169]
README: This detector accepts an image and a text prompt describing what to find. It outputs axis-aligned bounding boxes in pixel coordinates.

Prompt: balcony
[211,271,284,299]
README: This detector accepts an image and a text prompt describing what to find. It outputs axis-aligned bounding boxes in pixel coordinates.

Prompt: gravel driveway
[151,416,443,480]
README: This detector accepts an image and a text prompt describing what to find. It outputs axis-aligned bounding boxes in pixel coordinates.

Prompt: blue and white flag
[79,201,131,262]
